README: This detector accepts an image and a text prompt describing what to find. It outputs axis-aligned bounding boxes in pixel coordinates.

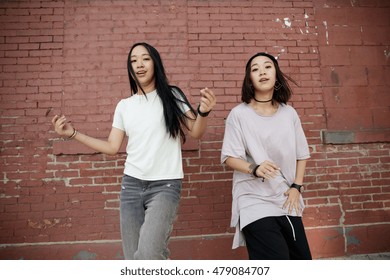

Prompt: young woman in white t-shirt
[52,42,216,259]
[221,52,312,259]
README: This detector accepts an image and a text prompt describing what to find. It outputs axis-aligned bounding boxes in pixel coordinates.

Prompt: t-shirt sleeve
[172,87,191,113]
[293,109,310,160]
[112,100,125,132]
[221,110,247,164]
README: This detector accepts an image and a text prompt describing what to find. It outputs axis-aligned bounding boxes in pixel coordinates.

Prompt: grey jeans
[119,175,182,260]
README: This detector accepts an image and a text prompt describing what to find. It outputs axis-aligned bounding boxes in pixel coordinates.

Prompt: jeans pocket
[165,180,182,195]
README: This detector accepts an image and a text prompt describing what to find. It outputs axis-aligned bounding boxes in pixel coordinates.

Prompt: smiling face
[130,45,155,93]
[249,55,277,93]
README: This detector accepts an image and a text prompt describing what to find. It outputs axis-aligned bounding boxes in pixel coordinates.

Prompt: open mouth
[259,78,269,82]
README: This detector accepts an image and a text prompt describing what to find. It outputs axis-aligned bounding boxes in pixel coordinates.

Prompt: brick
[372,107,390,129]
[350,46,389,66]
[326,108,373,131]
[362,26,390,45]
[329,26,363,45]
[354,130,390,143]
[305,227,345,258]
[322,87,371,108]
[344,209,388,224]
[365,65,388,86]
[319,46,351,65]
[346,224,390,254]
[321,66,368,86]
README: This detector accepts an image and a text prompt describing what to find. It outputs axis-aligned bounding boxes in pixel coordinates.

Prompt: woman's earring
[274,81,282,91]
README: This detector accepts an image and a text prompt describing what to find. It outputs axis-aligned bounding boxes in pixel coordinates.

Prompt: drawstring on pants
[285,216,296,241]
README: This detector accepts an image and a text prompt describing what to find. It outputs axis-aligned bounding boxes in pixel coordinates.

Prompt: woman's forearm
[72,127,125,156]
[225,157,252,175]
[294,159,307,185]
[187,114,208,139]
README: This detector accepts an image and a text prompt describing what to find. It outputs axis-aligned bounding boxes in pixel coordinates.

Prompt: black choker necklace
[253,96,272,103]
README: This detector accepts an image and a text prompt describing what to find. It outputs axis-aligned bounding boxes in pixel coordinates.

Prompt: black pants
[242,216,312,260]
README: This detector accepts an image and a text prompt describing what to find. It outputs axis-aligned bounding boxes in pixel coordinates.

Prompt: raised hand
[51,115,74,138]
[198,87,216,114]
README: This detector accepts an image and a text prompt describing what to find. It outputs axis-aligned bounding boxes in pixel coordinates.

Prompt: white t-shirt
[112,89,190,180]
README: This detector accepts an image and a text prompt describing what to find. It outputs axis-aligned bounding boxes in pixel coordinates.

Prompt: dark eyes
[251,65,272,72]
[130,57,151,63]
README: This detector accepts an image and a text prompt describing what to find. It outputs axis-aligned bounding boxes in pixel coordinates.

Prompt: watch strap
[290,183,303,193]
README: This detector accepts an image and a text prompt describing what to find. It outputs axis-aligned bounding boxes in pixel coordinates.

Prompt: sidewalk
[324,252,390,260]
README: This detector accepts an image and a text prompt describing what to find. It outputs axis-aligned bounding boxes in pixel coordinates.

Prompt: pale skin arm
[51,88,215,153]
[224,157,280,179]
[51,115,125,156]
[184,87,217,139]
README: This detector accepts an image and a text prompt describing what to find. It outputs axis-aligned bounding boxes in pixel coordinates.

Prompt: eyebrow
[130,53,150,58]
[251,61,273,68]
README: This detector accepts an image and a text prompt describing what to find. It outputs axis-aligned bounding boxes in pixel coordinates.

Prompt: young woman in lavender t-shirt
[221,52,312,260]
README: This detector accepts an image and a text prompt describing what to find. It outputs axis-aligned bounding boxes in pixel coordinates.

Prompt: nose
[136,59,144,68]
[259,67,266,75]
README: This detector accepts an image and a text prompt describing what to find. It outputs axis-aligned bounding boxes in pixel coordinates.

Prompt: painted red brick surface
[0,0,389,259]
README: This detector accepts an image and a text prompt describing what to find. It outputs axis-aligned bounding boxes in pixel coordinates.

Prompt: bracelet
[251,165,260,177]
[197,105,211,117]
[68,128,77,140]
[290,183,303,193]
[249,163,258,176]
[249,164,265,182]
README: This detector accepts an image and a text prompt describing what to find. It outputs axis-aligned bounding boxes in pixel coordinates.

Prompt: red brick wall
[0,0,389,260]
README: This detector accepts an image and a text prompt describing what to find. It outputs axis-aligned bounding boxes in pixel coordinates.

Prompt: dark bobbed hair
[127,42,195,143]
[241,52,297,104]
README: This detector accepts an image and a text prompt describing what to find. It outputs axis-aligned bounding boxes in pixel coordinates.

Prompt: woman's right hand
[256,160,280,180]
[51,115,74,138]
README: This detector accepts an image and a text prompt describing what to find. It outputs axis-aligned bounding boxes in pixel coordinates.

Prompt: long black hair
[241,52,297,104]
[127,42,195,143]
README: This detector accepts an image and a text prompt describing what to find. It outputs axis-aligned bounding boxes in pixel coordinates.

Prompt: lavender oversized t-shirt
[221,103,310,248]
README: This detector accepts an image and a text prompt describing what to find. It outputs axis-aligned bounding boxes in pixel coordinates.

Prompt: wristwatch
[290,183,303,193]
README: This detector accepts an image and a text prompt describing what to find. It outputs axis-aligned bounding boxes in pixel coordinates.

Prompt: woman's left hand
[283,188,301,214]
[199,87,216,114]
